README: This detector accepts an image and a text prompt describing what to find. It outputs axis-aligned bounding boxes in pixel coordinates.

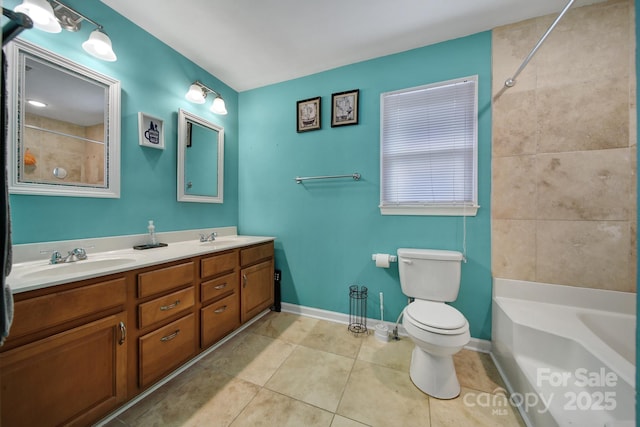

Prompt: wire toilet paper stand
[348,285,368,334]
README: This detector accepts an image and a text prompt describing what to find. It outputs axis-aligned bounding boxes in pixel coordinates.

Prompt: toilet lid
[405,300,467,330]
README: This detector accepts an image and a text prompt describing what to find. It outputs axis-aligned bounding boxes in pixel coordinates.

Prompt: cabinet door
[241,260,274,323]
[0,313,127,427]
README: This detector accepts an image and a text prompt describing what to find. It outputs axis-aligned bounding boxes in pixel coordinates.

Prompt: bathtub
[491,278,636,427]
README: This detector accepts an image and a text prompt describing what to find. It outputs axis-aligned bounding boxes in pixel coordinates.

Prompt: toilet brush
[375,292,390,342]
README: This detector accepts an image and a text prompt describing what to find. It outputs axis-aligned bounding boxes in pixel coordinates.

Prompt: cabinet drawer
[138,262,194,298]
[200,251,237,278]
[139,313,195,388]
[201,272,238,303]
[11,278,126,339]
[201,292,240,349]
[138,287,194,329]
[240,242,273,267]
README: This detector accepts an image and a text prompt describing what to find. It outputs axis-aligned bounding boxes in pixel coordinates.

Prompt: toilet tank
[397,248,463,302]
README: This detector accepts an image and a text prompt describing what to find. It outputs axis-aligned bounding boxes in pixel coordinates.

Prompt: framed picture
[296,96,321,132]
[138,112,165,149]
[331,89,359,127]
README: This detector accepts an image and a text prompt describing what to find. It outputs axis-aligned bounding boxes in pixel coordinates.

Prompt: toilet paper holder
[371,254,398,263]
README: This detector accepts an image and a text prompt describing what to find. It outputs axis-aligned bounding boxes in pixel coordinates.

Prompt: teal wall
[5,0,239,244]
[238,32,493,340]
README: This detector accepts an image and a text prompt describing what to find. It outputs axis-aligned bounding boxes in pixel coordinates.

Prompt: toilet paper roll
[375,253,391,268]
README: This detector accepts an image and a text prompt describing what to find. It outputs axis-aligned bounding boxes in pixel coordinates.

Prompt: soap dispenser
[148,220,157,245]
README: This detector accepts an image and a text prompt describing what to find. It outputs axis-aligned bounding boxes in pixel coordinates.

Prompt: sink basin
[17,257,138,280]
[215,235,254,242]
[200,235,254,245]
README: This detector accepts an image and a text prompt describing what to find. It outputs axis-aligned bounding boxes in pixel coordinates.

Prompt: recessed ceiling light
[27,99,47,107]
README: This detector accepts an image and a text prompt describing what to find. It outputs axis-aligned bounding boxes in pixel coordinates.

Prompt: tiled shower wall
[491,0,637,292]
[24,114,105,185]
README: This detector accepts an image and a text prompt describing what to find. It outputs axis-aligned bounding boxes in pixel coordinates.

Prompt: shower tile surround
[101,312,525,427]
[491,0,637,292]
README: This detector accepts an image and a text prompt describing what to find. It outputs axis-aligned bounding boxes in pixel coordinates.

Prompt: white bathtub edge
[491,278,636,425]
[493,278,635,315]
[489,351,535,427]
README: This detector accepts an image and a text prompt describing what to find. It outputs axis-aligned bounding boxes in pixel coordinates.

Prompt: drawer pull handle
[214,283,227,290]
[214,305,228,314]
[160,330,180,342]
[119,321,126,345]
[242,274,248,288]
[160,300,181,311]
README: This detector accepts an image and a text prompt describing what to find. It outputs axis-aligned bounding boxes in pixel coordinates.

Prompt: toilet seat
[405,300,468,335]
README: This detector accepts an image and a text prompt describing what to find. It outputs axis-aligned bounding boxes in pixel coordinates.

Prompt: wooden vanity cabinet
[0,275,128,427]
[199,250,240,349]
[240,242,274,322]
[2,238,275,425]
[133,261,197,390]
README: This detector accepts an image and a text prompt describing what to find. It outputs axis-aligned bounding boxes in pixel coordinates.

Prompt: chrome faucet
[199,232,217,242]
[50,248,88,264]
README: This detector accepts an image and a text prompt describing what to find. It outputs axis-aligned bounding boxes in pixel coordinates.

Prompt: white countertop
[8,229,274,294]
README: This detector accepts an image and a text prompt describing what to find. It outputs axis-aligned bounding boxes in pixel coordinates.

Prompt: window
[380,76,478,216]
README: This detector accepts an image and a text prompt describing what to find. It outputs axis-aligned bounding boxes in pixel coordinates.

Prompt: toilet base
[409,346,461,399]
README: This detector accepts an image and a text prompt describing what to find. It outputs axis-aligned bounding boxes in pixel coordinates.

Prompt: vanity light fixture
[185,81,228,115]
[14,0,60,32]
[13,0,117,61]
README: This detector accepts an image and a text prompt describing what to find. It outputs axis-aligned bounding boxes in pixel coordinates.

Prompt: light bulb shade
[185,84,206,104]
[210,96,228,115]
[82,29,117,62]
[15,0,61,33]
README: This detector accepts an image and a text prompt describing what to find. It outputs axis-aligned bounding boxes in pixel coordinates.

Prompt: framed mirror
[6,39,121,198]
[177,109,224,203]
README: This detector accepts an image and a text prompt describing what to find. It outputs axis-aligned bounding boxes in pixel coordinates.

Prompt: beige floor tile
[250,311,320,344]
[430,387,526,427]
[266,345,354,412]
[300,319,363,358]
[230,388,334,427]
[357,334,413,372]
[117,365,206,424]
[199,332,296,386]
[123,369,260,427]
[337,360,431,427]
[102,312,528,427]
[331,415,371,427]
[454,349,506,393]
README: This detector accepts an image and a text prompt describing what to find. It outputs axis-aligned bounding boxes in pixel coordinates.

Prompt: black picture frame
[331,89,359,127]
[296,96,321,132]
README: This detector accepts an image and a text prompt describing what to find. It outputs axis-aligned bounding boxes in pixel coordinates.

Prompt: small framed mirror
[177,109,224,203]
[6,39,121,198]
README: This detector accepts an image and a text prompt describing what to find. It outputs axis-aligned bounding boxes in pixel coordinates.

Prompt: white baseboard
[280,302,408,337]
[280,302,492,353]
[467,337,492,353]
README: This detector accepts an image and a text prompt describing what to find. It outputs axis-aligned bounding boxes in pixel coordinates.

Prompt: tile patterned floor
[103,312,526,427]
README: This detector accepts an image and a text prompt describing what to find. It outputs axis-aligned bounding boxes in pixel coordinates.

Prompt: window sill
[380,205,479,217]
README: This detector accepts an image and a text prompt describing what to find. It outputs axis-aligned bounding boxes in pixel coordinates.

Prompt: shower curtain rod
[504,0,575,88]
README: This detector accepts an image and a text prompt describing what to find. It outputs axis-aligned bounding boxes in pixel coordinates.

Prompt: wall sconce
[14,0,117,61]
[185,81,228,115]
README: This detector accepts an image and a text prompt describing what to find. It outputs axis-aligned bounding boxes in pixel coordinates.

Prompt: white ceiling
[101,0,600,92]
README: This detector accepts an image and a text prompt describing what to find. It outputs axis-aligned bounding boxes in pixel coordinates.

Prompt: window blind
[380,76,478,215]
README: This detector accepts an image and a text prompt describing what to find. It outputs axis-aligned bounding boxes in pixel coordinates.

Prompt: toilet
[397,248,470,399]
